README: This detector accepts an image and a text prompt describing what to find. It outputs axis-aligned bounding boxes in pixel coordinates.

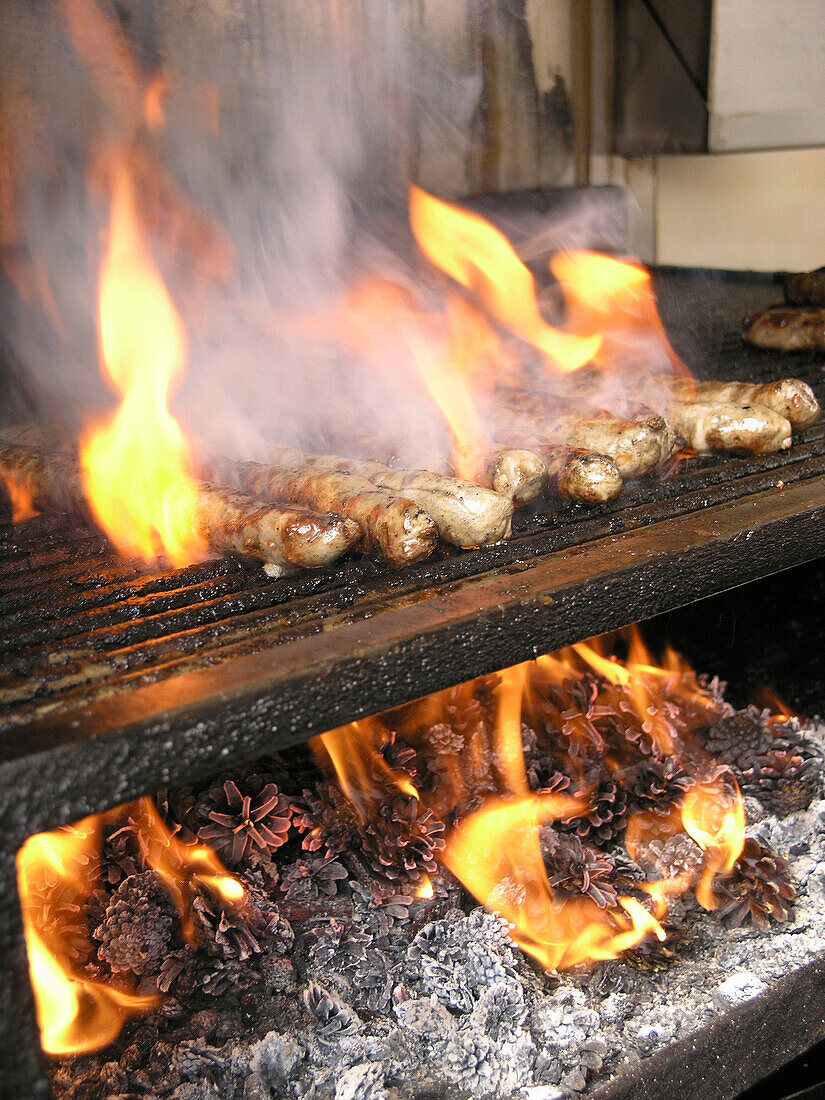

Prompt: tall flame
[16,816,157,1055]
[79,160,205,566]
[409,184,600,374]
[16,798,245,1055]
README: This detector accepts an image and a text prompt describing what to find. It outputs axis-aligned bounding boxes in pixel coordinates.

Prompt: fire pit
[17,619,825,1100]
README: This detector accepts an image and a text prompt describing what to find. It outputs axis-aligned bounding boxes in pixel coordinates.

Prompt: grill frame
[2,265,825,1098]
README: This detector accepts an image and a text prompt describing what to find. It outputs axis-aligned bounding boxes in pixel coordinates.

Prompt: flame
[16,817,156,1055]
[2,476,40,523]
[79,160,205,566]
[409,184,600,373]
[16,798,244,1055]
[550,250,687,378]
[441,794,664,969]
[415,874,435,899]
[313,719,421,820]
[681,779,746,909]
[407,299,490,479]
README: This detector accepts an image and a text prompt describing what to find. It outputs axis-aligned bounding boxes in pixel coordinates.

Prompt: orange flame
[79,159,205,566]
[16,816,156,1055]
[681,779,746,909]
[16,798,245,1055]
[2,476,40,523]
[407,298,490,479]
[442,795,665,969]
[409,184,600,374]
[550,250,687,378]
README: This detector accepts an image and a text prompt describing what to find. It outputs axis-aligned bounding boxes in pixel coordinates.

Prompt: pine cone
[153,786,200,845]
[94,871,176,976]
[191,883,292,961]
[360,792,445,884]
[303,982,360,1041]
[22,877,91,964]
[560,771,629,843]
[196,775,293,866]
[280,856,349,904]
[623,758,693,816]
[541,831,618,910]
[621,926,689,970]
[714,838,795,930]
[157,945,258,997]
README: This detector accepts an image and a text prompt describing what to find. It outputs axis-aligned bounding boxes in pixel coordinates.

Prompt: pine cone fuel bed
[23,642,825,1100]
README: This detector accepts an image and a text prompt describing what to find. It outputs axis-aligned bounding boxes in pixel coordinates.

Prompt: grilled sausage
[743,308,825,352]
[784,268,825,307]
[669,379,820,430]
[230,460,438,567]
[482,449,548,504]
[193,482,360,574]
[0,442,88,516]
[543,414,676,479]
[667,402,792,454]
[535,443,623,505]
[268,446,514,547]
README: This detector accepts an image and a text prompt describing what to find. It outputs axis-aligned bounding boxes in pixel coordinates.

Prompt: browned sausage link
[267,446,514,548]
[784,268,825,306]
[193,482,360,573]
[0,422,72,451]
[0,442,88,515]
[231,460,438,567]
[544,414,676,479]
[534,443,623,505]
[481,449,548,504]
[742,307,825,352]
[667,402,792,454]
[669,378,820,430]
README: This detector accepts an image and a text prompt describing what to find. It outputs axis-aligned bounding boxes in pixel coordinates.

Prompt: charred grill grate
[2,271,824,744]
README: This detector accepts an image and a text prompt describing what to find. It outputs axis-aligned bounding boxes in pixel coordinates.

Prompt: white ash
[56,722,825,1100]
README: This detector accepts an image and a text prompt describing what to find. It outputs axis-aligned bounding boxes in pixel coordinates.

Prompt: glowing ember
[16,797,244,1054]
[79,158,205,566]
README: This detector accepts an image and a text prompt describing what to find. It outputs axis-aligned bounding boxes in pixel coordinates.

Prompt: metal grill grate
[2,271,824,738]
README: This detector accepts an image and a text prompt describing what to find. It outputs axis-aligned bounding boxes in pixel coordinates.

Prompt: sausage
[0,442,360,573]
[669,379,820,430]
[268,446,514,548]
[535,443,623,505]
[544,414,676,479]
[742,308,825,352]
[667,402,792,454]
[193,482,361,574]
[784,268,825,307]
[482,449,548,504]
[229,459,438,567]
[0,442,88,517]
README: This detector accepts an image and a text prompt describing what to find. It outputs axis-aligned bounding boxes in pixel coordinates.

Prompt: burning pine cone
[623,758,693,817]
[714,838,796,931]
[196,774,293,866]
[541,829,618,910]
[93,871,176,976]
[560,770,629,843]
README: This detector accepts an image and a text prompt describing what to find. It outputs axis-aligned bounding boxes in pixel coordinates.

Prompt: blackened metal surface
[592,952,825,1100]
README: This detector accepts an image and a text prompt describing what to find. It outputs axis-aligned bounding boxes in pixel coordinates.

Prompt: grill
[3,266,825,1098]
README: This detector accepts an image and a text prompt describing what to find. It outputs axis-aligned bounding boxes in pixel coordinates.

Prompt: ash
[49,711,825,1100]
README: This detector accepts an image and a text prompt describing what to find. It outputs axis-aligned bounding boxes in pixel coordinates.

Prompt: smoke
[0,0,642,472]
